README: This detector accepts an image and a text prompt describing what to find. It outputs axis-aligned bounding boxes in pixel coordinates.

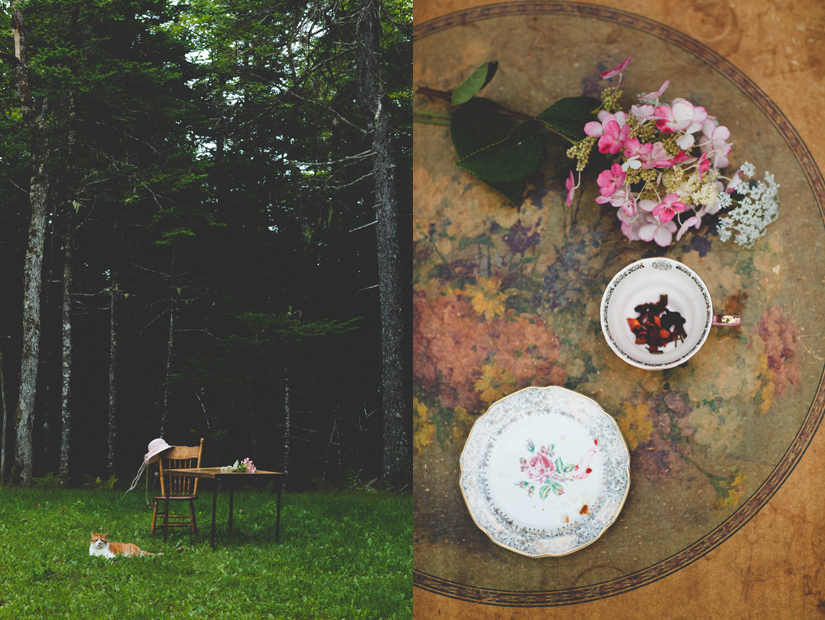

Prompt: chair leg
[151,501,158,535]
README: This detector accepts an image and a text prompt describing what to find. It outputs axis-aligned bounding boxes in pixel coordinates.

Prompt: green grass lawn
[0,485,411,619]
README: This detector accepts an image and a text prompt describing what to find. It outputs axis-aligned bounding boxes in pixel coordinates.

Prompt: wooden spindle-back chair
[150,438,204,535]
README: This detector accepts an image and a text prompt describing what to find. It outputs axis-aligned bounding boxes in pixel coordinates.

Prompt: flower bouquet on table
[416,56,779,248]
[220,458,256,473]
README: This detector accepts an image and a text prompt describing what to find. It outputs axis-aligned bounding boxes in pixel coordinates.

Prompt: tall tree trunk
[355,0,408,483]
[12,2,51,486]
[107,282,118,477]
[0,343,8,483]
[59,207,74,486]
[59,91,77,487]
[160,251,176,438]
[282,370,290,492]
[107,220,119,478]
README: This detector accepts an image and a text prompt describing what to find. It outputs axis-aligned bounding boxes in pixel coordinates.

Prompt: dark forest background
[0,0,411,489]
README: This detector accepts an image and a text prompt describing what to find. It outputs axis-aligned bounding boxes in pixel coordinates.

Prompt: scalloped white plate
[459,386,630,557]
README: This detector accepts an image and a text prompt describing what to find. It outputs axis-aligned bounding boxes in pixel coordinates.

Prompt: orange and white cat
[89,532,161,558]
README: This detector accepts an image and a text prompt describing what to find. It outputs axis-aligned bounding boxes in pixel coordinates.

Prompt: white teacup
[600,257,740,370]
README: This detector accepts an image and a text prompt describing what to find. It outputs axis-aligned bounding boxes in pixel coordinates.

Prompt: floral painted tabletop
[412,4,825,605]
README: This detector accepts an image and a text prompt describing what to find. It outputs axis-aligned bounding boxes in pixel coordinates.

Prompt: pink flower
[652,193,687,222]
[696,152,711,179]
[597,187,635,215]
[650,147,691,169]
[639,216,678,247]
[623,138,653,166]
[565,171,575,207]
[655,99,707,134]
[597,120,629,154]
[629,104,657,123]
[676,215,702,241]
[726,170,743,193]
[638,199,658,213]
[521,450,555,482]
[584,111,627,140]
[675,198,716,241]
[699,120,732,168]
[676,133,696,150]
[600,55,632,80]
[638,80,670,102]
[597,164,626,197]
[618,209,644,241]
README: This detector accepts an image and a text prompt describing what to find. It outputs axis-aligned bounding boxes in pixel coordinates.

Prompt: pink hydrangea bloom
[597,120,629,154]
[726,170,743,193]
[597,187,635,215]
[616,209,656,241]
[676,215,702,241]
[623,138,655,168]
[565,171,575,207]
[651,193,687,223]
[584,111,627,138]
[676,133,696,150]
[696,152,711,179]
[629,104,657,123]
[639,216,678,247]
[655,99,707,134]
[638,199,658,213]
[600,55,632,80]
[597,164,626,197]
[699,119,732,168]
[638,80,670,102]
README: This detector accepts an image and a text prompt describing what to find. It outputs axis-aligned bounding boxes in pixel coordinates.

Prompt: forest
[0,0,412,489]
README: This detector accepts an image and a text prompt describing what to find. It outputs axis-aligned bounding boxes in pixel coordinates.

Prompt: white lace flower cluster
[717,163,780,249]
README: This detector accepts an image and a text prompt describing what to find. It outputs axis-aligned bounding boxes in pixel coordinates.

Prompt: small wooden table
[161,468,285,549]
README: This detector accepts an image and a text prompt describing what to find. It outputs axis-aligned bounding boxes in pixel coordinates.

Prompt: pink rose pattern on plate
[515,439,597,499]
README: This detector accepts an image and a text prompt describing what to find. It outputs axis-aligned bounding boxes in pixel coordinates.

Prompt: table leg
[276,491,282,544]
[228,481,234,537]
[211,479,218,550]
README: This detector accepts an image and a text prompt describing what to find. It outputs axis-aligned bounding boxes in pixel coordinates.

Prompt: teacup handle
[713,314,740,327]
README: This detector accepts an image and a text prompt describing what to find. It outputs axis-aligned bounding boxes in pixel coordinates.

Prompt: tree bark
[355,0,408,483]
[282,370,290,493]
[59,205,74,486]
[160,251,176,438]
[12,1,51,486]
[107,284,118,477]
[58,85,78,487]
[107,219,119,479]
[0,343,8,483]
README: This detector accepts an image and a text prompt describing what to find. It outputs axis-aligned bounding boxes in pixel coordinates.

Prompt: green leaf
[564,463,576,473]
[450,99,528,205]
[456,120,543,183]
[552,482,564,495]
[555,457,564,473]
[536,96,601,141]
[450,97,515,158]
[539,483,553,500]
[451,61,499,106]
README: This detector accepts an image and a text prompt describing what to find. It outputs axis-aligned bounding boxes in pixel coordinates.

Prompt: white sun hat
[125,438,176,498]
[144,438,175,464]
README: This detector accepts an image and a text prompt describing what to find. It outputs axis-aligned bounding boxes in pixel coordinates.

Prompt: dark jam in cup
[626,295,687,354]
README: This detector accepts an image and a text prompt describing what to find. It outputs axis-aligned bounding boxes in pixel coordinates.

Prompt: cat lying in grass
[89,532,162,558]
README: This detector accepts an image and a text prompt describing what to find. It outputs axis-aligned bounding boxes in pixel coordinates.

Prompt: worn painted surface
[413,1,825,617]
